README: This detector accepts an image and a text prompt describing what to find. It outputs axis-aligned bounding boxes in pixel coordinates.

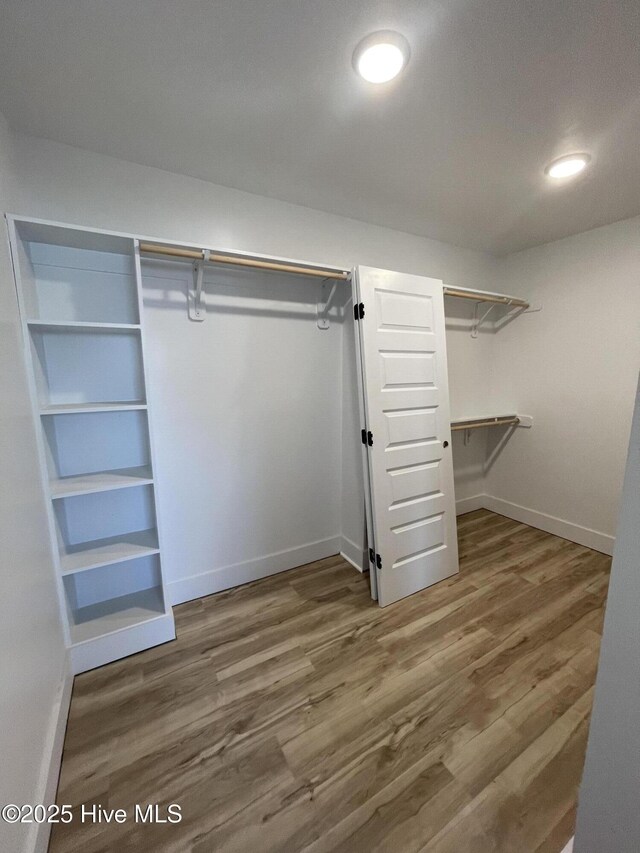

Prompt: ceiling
[1,0,639,254]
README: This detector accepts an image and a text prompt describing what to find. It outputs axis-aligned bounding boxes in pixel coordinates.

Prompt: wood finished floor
[50,510,611,853]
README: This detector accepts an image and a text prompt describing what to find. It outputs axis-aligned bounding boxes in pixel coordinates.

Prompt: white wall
[486,218,640,551]
[9,134,499,287]
[140,258,344,601]
[574,376,640,853]
[0,116,68,853]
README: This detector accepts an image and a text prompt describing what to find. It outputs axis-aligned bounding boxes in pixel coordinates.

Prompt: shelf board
[27,320,141,331]
[60,529,160,575]
[451,413,517,425]
[40,401,147,415]
[69,586,167,645]
[50,465,153,499]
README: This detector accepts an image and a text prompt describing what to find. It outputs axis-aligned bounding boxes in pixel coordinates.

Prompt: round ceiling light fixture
[353,31,410,83]
[545,153,590,179]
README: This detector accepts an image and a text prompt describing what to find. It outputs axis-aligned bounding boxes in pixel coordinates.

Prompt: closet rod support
[317,279,339,329]
[471,301,497,337]
[188,249,209,321]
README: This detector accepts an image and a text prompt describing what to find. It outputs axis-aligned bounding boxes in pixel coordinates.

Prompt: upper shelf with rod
[451,413,534,444]
[443,284,540,337]
[139,242,349,280]
[451,413,533,431]
[443,285,529,309]
[139,240,349,326]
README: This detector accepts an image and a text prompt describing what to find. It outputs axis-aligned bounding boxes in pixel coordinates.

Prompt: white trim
[29,656,73,853]
[340,535,366,572]
[456,494,486,516]
[167,537,341,605]
[560,838,574,853]
[482,495,614,556]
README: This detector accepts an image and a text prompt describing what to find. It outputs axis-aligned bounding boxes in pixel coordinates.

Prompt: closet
[8,215,532,672]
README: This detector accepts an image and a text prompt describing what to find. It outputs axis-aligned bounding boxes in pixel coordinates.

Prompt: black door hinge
[369,548,375,564]
[367,430,373,446]
[376,553,382,570]
[353,302,365,320]
[361,429,367,445]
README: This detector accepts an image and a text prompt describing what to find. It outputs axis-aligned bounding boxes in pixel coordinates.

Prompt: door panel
[353,266,458,607]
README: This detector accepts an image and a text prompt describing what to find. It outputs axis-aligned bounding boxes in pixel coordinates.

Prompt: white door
[350,277,378,600]
[353,266,459,607]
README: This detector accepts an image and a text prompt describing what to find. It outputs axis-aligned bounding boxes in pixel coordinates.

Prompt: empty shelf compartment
[29,325,145,408]
[63,556,166,644]
[59,530,160,574]
[18,235,139,325]
[43,408,153,495]
[53,485,159,573]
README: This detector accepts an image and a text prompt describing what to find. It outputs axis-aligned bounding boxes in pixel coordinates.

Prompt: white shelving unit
[8,216,175,674]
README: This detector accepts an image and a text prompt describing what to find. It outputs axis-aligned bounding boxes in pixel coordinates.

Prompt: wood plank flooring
[50,510,611,853]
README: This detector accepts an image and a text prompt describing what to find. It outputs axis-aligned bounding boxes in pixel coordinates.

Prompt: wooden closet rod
[451,417,520,432]
[443,287,529,309]
[139,242,349,281]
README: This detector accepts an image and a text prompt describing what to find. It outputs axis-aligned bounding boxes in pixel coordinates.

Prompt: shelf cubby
[29,325,146,409]
[53,485,159,574]
[42,408,153,494]
[59,529,160,575]
[63,556,166,644]
[17,232,139,325]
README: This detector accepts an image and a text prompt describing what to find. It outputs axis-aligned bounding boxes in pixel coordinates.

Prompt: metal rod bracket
[317,279,338,330]
[188,249,209,321]
[471,301,498,337]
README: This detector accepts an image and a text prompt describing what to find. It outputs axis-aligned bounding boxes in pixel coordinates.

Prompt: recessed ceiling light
[353,31,410,84]
[545,153,590,179]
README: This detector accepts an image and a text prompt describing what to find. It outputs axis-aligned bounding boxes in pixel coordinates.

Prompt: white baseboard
[482,495,614,556]
[340,535,366,572]
[70,612,176,675]
[168,536,341,605]
[30,655,73,853]
[169,493,613,606]
[456,494,486,516]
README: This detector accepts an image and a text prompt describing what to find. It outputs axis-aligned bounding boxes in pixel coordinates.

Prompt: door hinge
[369,548,375,564]
[367,430,373,447]
[376,553,382,570]
[361,428,367,445]
[353,302,365,320]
